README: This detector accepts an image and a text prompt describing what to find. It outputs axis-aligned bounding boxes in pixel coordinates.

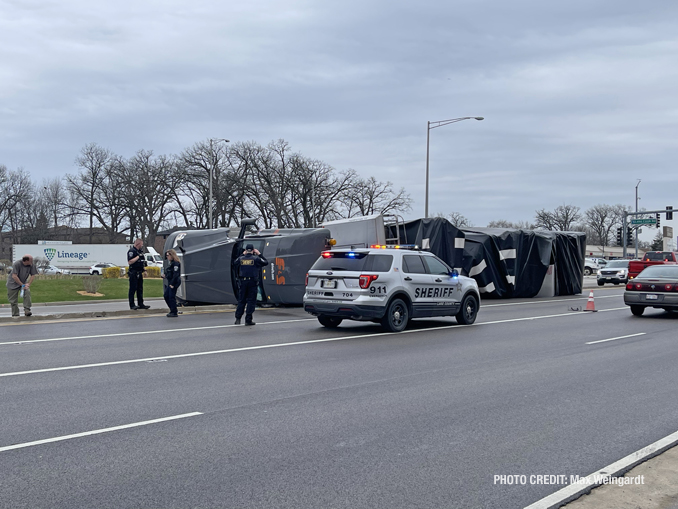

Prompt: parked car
[90,262,118,275]
[597,259,629,286]
[43,265,71,275]
[624,265,678,316]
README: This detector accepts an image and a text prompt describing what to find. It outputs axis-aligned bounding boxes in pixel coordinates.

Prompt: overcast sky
[2,0,677,241]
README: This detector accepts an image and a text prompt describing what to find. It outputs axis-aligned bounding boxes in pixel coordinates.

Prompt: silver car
[597,259,629,286]
[624,265,678,316]
[303,246,481,332]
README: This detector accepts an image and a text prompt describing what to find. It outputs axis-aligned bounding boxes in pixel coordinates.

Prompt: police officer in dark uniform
[162,249,181,317]
[233,243,268,325]
[127,238,150,310]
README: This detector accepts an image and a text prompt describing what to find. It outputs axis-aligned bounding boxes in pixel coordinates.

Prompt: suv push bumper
[304,303,385,320]
[598,276,627,284]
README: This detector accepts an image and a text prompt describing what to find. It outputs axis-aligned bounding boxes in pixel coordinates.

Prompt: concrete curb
[0,298,165,308]
[524,430,678,509]
[0,304,236,323]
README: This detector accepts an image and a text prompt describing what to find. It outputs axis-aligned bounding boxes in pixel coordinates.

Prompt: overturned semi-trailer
[164,224,331,306]
[165,215,586,306]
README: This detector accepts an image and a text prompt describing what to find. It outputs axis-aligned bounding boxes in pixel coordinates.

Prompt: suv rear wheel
[381,298,409,332]
[318,315,343,328]
[456,294,479,325]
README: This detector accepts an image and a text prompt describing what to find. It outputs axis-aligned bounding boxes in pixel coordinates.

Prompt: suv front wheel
[381,298,409,333]
[456,294,479,325]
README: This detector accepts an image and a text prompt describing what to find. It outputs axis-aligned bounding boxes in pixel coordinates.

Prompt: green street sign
[631,218,656,225]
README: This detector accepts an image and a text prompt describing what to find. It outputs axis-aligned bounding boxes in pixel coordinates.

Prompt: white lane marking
[0,412,202,453]
[2,296,623,346]
[482,294,621,308]
[0,318,316,346]
[586,333,646,345]
[524,427,678,509]
[0,307,629,379]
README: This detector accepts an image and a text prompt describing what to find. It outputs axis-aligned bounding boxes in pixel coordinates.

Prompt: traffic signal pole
[622,207,674,259]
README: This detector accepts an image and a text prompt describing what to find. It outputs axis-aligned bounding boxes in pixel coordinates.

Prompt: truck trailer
[12,243,132,272]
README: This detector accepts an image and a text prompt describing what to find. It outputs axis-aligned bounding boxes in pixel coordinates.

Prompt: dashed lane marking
[0,307,629,378]
[585,332,646,345]
[0,412,203,453]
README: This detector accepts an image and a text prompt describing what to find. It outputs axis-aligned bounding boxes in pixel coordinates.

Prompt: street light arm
[425,116,483,218]
[428,117,484,130]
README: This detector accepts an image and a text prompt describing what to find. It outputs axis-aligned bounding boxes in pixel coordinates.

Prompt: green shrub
[146,266,161,278]
[102,266,122,279]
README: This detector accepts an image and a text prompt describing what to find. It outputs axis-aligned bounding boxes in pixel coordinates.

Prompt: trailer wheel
[318,315,343,328]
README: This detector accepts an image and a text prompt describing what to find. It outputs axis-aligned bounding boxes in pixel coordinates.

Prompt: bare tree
[487,219,535,229]
[67,143,113,243]
[584,203,631,245]
[1,168,35,243]
[534,204,582,231]
[120,150,182,247]
[434,211,472,228]
[41,177,70,232]
[340,176,412,218]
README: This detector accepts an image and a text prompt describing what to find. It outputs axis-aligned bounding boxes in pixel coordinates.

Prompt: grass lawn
[0,275,164,304]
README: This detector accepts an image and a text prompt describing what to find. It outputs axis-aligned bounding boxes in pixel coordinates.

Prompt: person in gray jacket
[6,255,38,317]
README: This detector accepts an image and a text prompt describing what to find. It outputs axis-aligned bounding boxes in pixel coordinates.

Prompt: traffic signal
[616,227,623,246]
[626,227,633,246]
[667,206,673,221]
[656,213,661,229]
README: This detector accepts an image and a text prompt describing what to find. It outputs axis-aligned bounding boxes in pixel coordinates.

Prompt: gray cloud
[1,0,677,239]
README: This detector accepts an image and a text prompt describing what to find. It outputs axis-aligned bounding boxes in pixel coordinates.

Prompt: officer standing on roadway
[233,244,268,325]
[127,238,150,310]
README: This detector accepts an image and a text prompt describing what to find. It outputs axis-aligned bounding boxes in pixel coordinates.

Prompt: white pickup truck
[584,257,607,276]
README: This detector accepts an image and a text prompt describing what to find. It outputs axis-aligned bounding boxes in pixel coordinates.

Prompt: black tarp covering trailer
[164,227,331,305]
[388,218,586,298]
[458,228,586,297]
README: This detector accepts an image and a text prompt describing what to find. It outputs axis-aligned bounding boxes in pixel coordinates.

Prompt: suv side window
[364,254,393,272]
[403,255,426,274]
[423,256,450,275]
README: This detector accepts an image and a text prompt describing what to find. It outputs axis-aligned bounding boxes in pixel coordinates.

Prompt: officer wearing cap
[233,243,268,325]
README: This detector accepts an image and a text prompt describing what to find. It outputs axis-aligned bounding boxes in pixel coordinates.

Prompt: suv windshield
[606,260,629,268]
[311,253,393,272]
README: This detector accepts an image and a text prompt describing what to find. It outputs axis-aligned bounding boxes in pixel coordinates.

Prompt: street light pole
[208,138,230,229]
[425,116,483,218]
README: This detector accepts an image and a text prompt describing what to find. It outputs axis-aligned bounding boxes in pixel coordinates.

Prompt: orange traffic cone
[584,290,597,312]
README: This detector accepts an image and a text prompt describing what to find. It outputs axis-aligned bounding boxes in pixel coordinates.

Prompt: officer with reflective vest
[127,238,150,310]
[233,244,268,325]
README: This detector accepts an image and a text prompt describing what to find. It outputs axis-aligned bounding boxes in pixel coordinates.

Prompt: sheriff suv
[303,246,481,332]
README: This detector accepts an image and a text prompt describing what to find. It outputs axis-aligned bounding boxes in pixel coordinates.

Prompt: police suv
[303,245,481,332]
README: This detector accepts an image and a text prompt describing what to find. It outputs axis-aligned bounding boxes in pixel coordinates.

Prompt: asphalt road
[1,287,677,509]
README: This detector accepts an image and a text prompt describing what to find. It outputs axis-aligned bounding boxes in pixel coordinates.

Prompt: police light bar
[369,244,419,250]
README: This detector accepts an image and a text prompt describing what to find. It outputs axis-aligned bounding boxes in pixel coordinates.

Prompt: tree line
[0,139,412,248]
[437,203,657,249]
[2,140,658,251]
